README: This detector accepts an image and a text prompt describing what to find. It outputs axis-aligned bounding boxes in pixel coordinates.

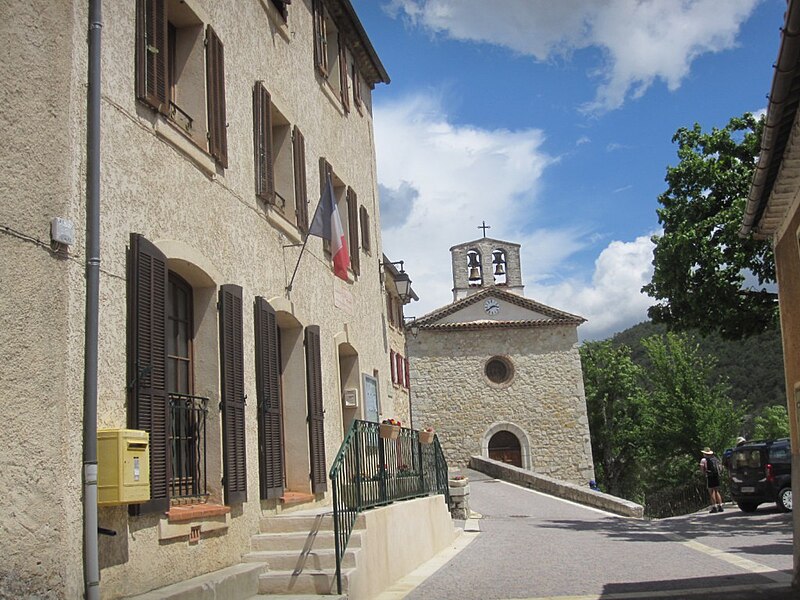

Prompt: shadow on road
[599,571,796,599]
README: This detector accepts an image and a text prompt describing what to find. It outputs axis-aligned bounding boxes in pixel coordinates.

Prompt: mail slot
[97,428,150,506]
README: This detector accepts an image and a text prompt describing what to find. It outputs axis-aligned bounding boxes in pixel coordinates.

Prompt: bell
[494,262,506,276]
[468,266,481,281]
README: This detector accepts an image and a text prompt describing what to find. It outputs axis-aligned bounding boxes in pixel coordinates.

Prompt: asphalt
[392,469,797,600]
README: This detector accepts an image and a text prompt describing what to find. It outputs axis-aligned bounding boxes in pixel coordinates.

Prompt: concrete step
[125,562,265,600]
[257,568,354,596]
[259,512,365,534]
[250,530,361,552]
[242,547,359,571]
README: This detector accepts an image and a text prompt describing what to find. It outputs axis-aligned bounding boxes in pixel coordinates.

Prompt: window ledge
[154,116,218,178]
[167,503,230,523]
[259,0,291,41]
[158,503,231,541]
[265,205,303,244]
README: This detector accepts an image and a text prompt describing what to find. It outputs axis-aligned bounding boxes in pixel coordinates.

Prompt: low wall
[469,456,643,519]
[347,494,459,600]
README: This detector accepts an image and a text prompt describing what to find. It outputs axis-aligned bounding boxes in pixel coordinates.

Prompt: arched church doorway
[488,430,522,467]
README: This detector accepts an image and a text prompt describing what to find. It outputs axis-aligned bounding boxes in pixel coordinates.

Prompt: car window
[769,445,791,464]
[732,449,762,469]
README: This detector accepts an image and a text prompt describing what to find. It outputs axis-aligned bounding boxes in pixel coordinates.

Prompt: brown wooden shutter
[338,37,350,113]
[351,62,361,108]
[128,233,170,515]
[206,26,228,168]
[255,297,284,500]
[253,82,275,203]
[305,325,327,493]
[136,0,168,113]
[359,206,370,252]
[404,357,410,390]
[346,188,359,275]
[320,158,332,255]
[220,284,247,504]
[312,0,327,75]
[293,126,309,233]
[390,349,396,384]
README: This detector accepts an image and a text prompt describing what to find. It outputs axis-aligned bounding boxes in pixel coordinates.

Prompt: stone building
[0,0,434,597]
[407,236,595,484]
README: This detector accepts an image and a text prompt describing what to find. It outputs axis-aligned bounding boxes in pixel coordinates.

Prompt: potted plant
[419,426,435,445]
[380,418,401,439]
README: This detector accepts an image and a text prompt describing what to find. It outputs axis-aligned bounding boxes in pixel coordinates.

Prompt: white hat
[701,447,714,455]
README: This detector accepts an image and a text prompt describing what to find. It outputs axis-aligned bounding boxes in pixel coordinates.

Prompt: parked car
[728,438,792,513]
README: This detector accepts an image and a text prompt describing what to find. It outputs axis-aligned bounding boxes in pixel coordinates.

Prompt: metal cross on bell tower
[478,221,491,237]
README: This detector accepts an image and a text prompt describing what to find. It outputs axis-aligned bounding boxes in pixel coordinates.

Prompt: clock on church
[484,298,500,315]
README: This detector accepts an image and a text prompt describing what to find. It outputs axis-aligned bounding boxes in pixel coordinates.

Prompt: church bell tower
[450,231,524,302]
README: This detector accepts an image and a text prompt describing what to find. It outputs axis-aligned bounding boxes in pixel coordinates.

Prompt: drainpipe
[84,1,102,598]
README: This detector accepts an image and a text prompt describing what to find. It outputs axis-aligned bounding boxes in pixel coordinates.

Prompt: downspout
[84,1,102,598]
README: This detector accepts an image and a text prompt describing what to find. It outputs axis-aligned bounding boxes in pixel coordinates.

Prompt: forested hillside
[608,321,785,420]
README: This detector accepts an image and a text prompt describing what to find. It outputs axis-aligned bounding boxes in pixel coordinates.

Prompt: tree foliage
[752,405,790,440]
[643,113,777,339]
[580,341,646,499]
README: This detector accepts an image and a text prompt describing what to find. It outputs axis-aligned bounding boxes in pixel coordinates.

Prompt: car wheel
[777,487,792,512]
[737,502,759,513]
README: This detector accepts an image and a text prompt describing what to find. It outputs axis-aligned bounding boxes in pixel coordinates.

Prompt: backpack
[706,455,723,477]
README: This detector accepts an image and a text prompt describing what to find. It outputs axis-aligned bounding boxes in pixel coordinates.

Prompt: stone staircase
[243,510,366,596]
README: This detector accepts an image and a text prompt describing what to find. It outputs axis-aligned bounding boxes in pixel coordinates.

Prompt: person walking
[701,447,724,513]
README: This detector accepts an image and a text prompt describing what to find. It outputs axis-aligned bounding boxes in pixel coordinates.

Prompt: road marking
[373,530,479,600]
[659,531,793,584]
[503,581,791,599]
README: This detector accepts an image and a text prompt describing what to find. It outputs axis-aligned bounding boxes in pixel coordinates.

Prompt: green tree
[643,113,777,339]
[752,404,790,440]
[580,341,647,499]
[641,332,743,488]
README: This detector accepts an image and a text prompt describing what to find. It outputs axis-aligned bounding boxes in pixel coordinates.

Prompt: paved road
[404,469,796,600]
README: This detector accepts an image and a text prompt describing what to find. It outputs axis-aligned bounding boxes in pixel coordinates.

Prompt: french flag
[309,171,350,281]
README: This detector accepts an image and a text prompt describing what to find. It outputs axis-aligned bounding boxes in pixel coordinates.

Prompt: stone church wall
[408,325,594,485]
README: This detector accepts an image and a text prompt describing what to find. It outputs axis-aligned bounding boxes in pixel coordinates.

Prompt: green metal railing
[329,420,450,594]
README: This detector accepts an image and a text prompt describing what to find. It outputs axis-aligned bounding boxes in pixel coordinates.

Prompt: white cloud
[375,94,587,317]
[385,0,759,112]
[527,234,657,341]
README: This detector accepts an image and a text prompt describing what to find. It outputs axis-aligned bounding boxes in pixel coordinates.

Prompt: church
[406,233,595,485]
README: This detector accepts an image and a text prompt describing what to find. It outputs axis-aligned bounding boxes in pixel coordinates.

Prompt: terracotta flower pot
[379,423,400,439]
[419,430,435,445]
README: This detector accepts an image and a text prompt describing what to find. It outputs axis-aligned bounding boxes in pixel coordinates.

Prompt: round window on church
[485,356,514,385]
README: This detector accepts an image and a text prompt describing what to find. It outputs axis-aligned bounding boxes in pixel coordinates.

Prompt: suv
[729,438,792,513]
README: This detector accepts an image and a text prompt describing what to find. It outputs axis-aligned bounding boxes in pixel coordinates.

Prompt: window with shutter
[305,325,327,494]
[219,284,247,504]
[351,61,362,110]
[395,352,404,388]
[128,233,170,515]
[390,349,396,384]
[255,297,284,500]
[312,0,328,76]
[404,358,410,390]
[136,0,227,166]
[346,188,359,276]
[339,38,350,113]
[269,0,290,21]
[293,127,309,233]
[359,206,370,253]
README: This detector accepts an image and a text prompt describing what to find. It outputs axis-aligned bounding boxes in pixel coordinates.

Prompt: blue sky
[351,0,785,340]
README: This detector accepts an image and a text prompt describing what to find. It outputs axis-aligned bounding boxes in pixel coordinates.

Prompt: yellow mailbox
[97,428,150,506]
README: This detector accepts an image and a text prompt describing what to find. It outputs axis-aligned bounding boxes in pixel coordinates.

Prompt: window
[359,206,371,253]
[485,356,514,385]
[390,350,396,384]
[253,82,308,229]
[351,61,362,110]
[136,0,228,166]
[128,233,245,512]
[312,0,350,111]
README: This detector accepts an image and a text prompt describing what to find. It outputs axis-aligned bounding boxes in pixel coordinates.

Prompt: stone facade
[409,324,595,484]
[408,236,595,486]
[0,1,395,598]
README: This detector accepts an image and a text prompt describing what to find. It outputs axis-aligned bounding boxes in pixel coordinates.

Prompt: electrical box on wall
[343,388,359,408]
[50,217,75,246]
[97,429,150,506]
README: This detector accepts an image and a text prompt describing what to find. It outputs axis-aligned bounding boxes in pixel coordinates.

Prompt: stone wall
[408,324,594,485]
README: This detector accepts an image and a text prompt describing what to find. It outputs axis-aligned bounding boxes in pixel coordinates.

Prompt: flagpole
[285,234,310,293]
